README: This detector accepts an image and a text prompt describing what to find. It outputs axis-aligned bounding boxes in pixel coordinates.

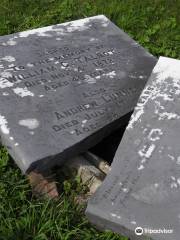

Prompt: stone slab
[86,57,180,240]
[0,15,156,173]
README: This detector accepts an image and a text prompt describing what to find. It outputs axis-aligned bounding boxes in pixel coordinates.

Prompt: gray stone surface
[86,57,180,240]
[0,15,156,173]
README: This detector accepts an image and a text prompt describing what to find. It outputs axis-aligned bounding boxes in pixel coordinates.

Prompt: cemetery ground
[0,0,179,239]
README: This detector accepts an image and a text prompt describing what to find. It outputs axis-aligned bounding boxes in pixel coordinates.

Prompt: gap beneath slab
[89,123,128,165]
[28,119,130,199]
[56,119,130,198]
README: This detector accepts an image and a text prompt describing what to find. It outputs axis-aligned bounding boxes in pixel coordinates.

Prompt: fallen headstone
[86,57,180,240]
[0,15,156,173]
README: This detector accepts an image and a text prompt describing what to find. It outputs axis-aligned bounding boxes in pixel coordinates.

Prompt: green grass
[0,0,179,239]
[0,148,125,240]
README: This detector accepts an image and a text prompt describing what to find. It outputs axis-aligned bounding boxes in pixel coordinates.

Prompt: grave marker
[86,57,180,240]
[0,15,156,173]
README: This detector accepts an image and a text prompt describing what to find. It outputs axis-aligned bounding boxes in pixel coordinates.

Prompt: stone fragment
[86,57,180,240]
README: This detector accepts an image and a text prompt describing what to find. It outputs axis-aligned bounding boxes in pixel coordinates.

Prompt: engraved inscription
[1,40,143,138]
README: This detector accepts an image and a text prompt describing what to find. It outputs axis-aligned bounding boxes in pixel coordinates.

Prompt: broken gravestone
[0,15,156,173]
[86,57,180,240]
